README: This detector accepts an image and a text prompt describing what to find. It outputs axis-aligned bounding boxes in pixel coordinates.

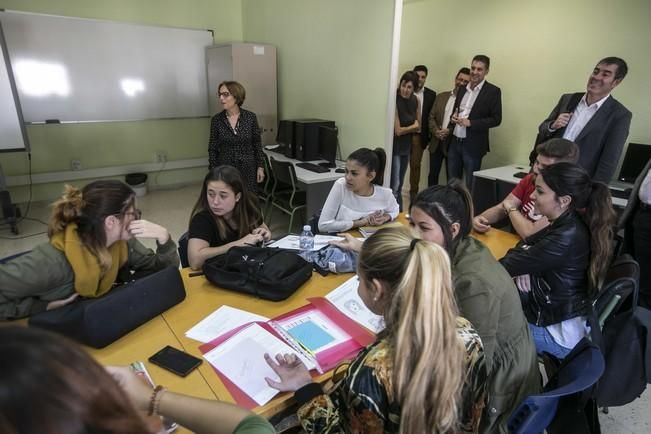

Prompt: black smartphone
[149,346,202,377]
[514,171,529,179]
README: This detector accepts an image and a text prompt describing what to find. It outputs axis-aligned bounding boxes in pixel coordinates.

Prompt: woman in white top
[318,148,399,233]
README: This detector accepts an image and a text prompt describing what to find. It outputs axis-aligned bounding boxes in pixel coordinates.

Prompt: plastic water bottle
[299,225,315,261]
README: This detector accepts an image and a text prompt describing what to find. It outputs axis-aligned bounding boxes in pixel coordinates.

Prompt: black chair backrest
[594,254,640,324]
[270,158,297,189]
[178,231,189,268]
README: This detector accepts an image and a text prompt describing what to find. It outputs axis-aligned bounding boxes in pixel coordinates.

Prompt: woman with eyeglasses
[0,180,179,320]
[208,81,265,194]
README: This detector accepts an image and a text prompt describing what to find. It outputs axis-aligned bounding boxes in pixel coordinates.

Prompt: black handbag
[29,266,186,348]
[202,246,313,301]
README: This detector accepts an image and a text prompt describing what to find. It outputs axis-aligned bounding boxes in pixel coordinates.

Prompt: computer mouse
[335,168,345,173]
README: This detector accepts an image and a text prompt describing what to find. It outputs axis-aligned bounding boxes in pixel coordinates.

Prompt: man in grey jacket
[534,57,632,183]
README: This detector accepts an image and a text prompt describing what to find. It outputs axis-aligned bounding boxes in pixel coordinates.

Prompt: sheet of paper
[267,234,343,251]
[203,323,314,406]
[358,221,404,238]
[185,305,269,343]
[326,276,385,333]
[276,309,350,353]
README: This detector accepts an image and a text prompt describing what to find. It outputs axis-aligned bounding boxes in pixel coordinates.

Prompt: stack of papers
[267,234,343,251]
[185,306,269,343]
[358,221,404,238]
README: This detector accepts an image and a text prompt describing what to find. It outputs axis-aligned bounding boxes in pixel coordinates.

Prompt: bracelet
[148,385,167,416]
[507,207,518,215]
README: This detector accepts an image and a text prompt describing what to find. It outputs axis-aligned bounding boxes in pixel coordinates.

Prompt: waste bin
[125,173,148,197]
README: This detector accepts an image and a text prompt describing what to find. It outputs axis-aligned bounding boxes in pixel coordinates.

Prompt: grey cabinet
[207,43,277,145]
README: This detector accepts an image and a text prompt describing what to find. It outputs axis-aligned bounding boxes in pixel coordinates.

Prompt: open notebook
[197,277,383,408]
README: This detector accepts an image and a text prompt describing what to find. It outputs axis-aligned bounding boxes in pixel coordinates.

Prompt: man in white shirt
[448,55,502,190]
[409,65,436,203]
[534,57,632,183]
[427,67,470,186]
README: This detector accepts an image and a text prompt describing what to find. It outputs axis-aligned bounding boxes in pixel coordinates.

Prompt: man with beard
[448,54,502,190]
[428,67,470,186]
[532,57,631,183]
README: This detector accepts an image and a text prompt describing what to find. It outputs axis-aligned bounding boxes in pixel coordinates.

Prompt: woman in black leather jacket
[500,162,616,358]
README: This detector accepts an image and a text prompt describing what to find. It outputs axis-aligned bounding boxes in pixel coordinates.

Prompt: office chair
[507,339,605,434]
[257,153,275,220]
[268,158,306,233]
[178,232,189,268]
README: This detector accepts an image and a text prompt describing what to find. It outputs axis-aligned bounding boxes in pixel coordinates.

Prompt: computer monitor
[318,126,338,168]
[618,143,651,183]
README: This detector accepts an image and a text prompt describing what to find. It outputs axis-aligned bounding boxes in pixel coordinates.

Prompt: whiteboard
[0,10,213,123]
[0,20,28,152]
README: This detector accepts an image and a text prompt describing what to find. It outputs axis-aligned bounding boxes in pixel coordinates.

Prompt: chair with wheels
[507,338,605,434]
[268,158,306,234]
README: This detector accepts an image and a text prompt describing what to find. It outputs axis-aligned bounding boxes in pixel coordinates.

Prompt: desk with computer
[264,119,345,218]
[472,142,651,214]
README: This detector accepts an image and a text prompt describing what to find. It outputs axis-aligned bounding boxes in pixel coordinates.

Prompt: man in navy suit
[448,54,502,190]
[534,57,632,183]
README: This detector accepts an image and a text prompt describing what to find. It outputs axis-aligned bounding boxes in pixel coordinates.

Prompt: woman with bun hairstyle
[0,180,179,320]
[318,147,399,233]
[408,181,539,433]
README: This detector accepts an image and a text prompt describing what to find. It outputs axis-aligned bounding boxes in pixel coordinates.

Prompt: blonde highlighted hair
[358,226,465,434]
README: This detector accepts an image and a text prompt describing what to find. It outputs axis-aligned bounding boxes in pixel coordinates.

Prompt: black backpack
[202,246,313,301]
[29,266,186,348]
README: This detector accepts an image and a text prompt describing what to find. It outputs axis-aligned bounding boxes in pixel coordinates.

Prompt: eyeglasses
[218,91,231,98]
[116,209,142,220]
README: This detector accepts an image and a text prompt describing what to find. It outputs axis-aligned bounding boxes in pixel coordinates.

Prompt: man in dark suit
[428,67,470,186]
[534,57,632,183]
[448,54,502,190]
[409,65,436,203]
[621,158,651,308]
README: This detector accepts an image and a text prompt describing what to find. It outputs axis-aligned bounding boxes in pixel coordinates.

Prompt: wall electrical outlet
[70,159,82,171]
[155,151,167,163]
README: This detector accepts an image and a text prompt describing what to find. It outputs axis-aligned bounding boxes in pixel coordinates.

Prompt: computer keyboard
[610,188,632,199]
[296,162,331,173]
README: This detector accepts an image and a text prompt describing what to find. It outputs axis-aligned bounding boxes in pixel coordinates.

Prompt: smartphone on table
[149,345,203,377]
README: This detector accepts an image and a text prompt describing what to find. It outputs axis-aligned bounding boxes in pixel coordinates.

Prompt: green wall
[0,0,244,202]
[400,0,651,171]
[241,0,396,159]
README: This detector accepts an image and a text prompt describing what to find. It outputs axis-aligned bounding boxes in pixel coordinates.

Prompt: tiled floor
[1,184,649,432]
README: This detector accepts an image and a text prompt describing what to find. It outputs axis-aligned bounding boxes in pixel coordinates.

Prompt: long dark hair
[189,166,262,240]
[410,179,474,256]
[0,327,152,434]
[49,180,135,271]
[348,147,387,185]
[539,163,616,290]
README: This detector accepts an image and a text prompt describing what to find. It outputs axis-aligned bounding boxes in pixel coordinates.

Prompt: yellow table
[14,222,517,424]
[162,269,353,417]
[161,225,520,417]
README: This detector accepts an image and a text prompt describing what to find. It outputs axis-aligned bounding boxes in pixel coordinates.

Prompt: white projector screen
[0,10,213,123]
